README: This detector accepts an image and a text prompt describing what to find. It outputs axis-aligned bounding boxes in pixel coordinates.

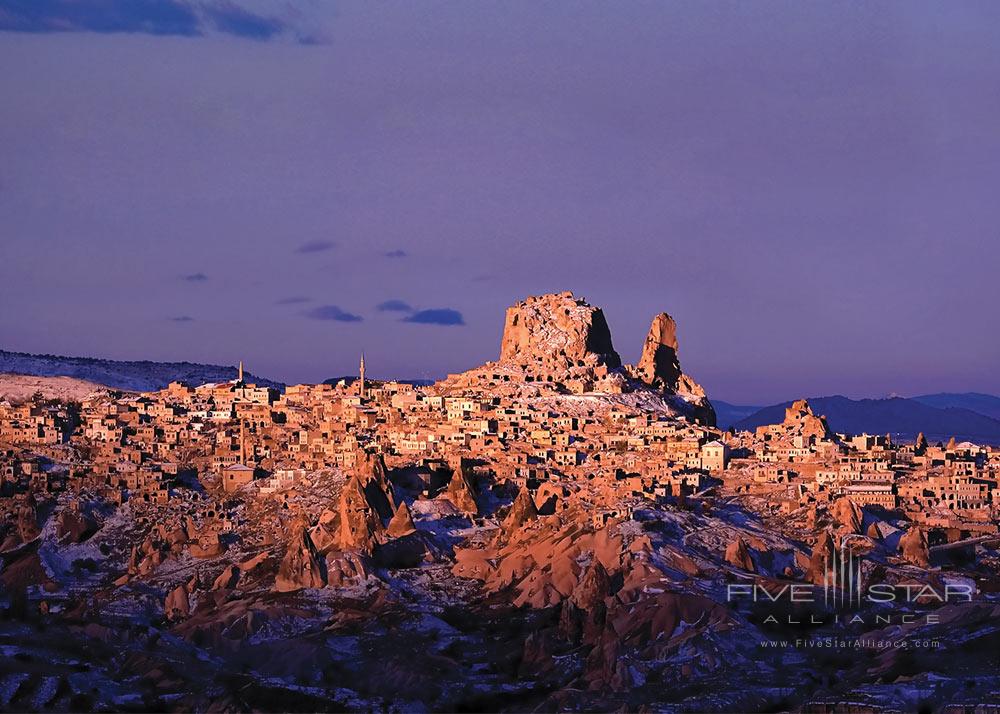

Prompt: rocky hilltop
[440,291,715,425]
[498,292,621,370]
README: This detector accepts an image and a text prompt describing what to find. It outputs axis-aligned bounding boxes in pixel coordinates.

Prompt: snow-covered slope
[0,349,282,392]
[0,374,109,403]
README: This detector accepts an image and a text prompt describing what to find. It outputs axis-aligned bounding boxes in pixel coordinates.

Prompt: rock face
[724,536,755,572]
[165,584,190,621]
[636,313,683,392]
[55,506,98,544]
[783,400,832,440]
[499,292,621,370]
[275,520,326,592]
[387,502,416,538]
[502,488,538,533]
[325,551,370,588]
[830,497,863,534]
[899,526,930,567]
[633,312,715,425]
[444,458,479,515]
[336,477,386,553]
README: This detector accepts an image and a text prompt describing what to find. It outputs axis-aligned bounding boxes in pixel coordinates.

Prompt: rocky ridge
[438,291,715,425]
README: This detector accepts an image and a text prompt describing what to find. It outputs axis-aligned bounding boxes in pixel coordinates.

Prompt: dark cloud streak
[403,309,464,326]
[303,305,363,323]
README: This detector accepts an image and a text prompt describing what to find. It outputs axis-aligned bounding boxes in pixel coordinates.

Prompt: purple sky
[2,1,999,404]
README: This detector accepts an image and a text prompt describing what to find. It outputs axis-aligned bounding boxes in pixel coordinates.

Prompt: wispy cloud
[303,305,363,323]
[182,272,209,282]
[275,295,311,305]
[384,249,408,258]
[0,0,306,41]
[296,240,335,254]
[403,308,465,326]
[376,299,413,313]
[169,315,195,322]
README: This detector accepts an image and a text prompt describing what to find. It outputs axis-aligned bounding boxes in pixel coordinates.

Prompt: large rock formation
[499,291,621,370]
[632,312,714,424]
[783,399,833,440]
[636,313,687,393]
[437,291,715,423]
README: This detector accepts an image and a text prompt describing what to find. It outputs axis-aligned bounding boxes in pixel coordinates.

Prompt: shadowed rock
[899,526,930,567]
[724,536,755,572]
[275,520,325,592]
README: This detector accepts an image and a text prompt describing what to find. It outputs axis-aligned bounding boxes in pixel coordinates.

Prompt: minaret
[359,352,366,400]
[237,360,244,383]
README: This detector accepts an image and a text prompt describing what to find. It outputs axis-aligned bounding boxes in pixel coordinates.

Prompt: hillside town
[0,293,998,712]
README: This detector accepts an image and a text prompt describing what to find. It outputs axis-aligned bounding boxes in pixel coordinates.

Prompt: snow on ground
[0,350,282,391]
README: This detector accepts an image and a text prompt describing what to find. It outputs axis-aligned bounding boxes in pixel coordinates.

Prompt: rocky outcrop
[357,451,397,520]
[499,292,621,370]
[310,475,387,556]
[444,458,479,515]
[899,526,930,567]
[830,497,863,534]
[325,551,371,588]
[784,399,832,440]
[165,583,190,621]
[387,502,416,538]
[629,312,714,424]
[724,536,755,572]
[636,313,682,388]
[211,565,240,591]
[337,477,386,554]
[806,530,837,586]
[502,488,538,533]
[55,505,98,544]
[274,520,325,592]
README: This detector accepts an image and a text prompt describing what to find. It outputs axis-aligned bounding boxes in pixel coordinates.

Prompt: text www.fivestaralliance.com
[760,638,940,649]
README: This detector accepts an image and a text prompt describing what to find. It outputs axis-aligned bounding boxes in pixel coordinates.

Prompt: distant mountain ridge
[0,349,283,392]
[710,400,764,430]
[732,394,1000,445]
[911,392,1000,421]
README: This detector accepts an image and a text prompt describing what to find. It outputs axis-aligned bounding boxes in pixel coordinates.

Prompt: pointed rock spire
[387,501,417,538]
[503,488,538,533]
